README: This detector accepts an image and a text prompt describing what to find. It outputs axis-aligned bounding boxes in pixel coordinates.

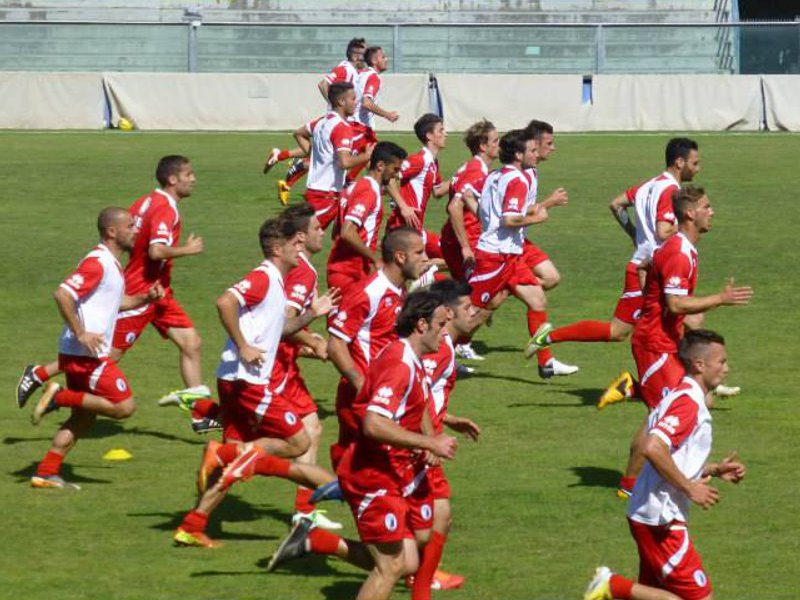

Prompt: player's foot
[266,516,312,572]
[30,474,81,490]
[616,488,632,500]
[173,527,223,549]
[584,566,613,600]
[286,157,307,179]
[455,343,485,361]
[157,385,211,412]
[292,509,343,531]
[197,440,224,494]
[597,371,634,410]
[220,444,265,489]
[406,569,466,590]
[263,147,281,174]
[713,384,741,398]
[524,322,553,358]
[31,382,61,425]
[455,362,475,377]
[277,179,291,206]
[537,358,579,380]
[309,479,344,504]
[191,416,222,434]
[17,364,43,408]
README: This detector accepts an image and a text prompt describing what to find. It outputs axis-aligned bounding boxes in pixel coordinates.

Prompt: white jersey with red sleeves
[632,232,698,354]
[476,165,531,255]
[324,59,359,85]
[423,331,456,434]
[306,111,354,193]
[345,338,430,496]
[523,166,540,206]
[628,376,712,526]
[329,175,383,268]
[124,189,181,296]
[58,244,124,359]
[327,269,404,376]
[442,156,489,247]
[216,259,286,386]
[627,171,680,264]
[354,66,383,130]
[391,147,441,229]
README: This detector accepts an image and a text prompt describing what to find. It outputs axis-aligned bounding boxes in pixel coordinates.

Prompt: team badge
[420,504,432,521]
[285,412,297,426]
[116,378,128,392]
[384,513,398,532]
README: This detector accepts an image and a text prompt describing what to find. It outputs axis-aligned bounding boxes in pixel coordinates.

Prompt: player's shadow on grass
[470,341,521,355]
[468,371,547,386]
[3,419,204,447]
[255,553,363,580]
[568,466,622,489]
[11,461,113,485]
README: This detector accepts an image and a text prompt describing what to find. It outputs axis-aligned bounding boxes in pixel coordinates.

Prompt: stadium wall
[1,72,791,131]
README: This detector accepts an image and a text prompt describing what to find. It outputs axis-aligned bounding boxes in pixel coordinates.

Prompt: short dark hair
[673,185,707,223]
[328,81,354,107]
[524,119,554,141]
[155,155,190,187]
[281,203,315,235]
[364,46,383,68]
[346,37,366,61]
[678,329,725,370]
[395,290,442,337]
[429,278,472,308]
[370,141,407,170]
[414,113,443,145]
[97,206,128,236]
[381,226,422,264]
[665,138,698,168]
[499,129,532,164]
[258,216,299,258]
[464,119,496,155]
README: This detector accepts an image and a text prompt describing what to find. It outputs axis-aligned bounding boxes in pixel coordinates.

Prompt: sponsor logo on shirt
[333,310,347,328]
[234,280,252,294]
[341,138,352,147]
[66,273,85,289]
[423,358,437,377]
[157,222,170,237]
[657,414,680,435]
[508,197,520,210]
[401,160,410,171]
[372,385,393,405]
[291,283,308,300]
[667,276,682,288]
[353,204,367,216]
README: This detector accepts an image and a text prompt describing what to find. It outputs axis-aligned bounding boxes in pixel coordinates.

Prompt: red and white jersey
[388,147,441,230]
[441,156,489,247]
[632,232,698,354]
[345,338,431,496]
[216,259,286,386]
[628,376,712,526]
[58,244,124,359]
[323,59,359,85]
[329,175,383,270]
[306,111,354,193]
[328,269,404,377]
[523,166,540,206]
[476,165,531,255]
[123,189,181,298]
[422,331,457,434]
[626,171,679,264]
[354,67,383,130]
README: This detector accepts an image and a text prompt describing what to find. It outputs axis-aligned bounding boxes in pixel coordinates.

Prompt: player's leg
[165,326,204,388]
[17,361,61,408]
[618,414,650,498]
[584,566,683,600]
[516,282,578,377]
[264,146,305,175]
[359,542,407,600]
[412,499,454,600]
[31,407,96,489]
[532,258,561,291]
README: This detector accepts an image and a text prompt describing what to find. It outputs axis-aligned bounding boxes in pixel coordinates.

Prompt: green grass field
[1,131,798,600]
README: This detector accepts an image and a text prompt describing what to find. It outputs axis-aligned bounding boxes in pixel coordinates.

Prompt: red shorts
[342,483,409,544]
[304,189,340,230]
[217,378,304,443]
[613,261,645,325]
[423,229,443,260]
[58,354,132,403]
[631,345,685,409]
[440,234,469,282]
[629,519,712,600]
[522,240,550,269]
[469,249,540,308]
[350,122,378,155]
[426,465,451,500]
[405,479,435,533]
[277,374,317,418]
[113,292,193,351]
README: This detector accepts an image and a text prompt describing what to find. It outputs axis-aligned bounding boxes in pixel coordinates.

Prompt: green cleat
[525,322,553,358]
[157,385,211,412]
[584,566,613,600]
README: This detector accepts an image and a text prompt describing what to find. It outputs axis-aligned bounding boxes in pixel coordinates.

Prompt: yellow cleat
[173,527,223,548]
[597,371,634,410]
[277,180,291,206]
[197,440,223,495]
[584,566,613,600]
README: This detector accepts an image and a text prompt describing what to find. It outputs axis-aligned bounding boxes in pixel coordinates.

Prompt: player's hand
[719,278,753,306]
[423,450,442,467]
[78,331,105,355]
[545,188,569,207]
[184,233,205,255]
[400,205,421,229]
[461,246,475,273]
[385,111,399,123]
[428,433,458,460]
[146,282,165,301]
[308,333,328,361]
[446,417,481,441]
[240,344,265,367]
[688,476,720,509]
[312,288,341,317]
[364,142,376,158]
[716,450,746,484]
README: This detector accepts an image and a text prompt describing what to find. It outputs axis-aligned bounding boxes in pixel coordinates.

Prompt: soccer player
[27,207,163,489]
[617,186,752,497]
[327,140,408,294]
[584,329,747,600]
[318,37,367,101]
[327,227,429,470]
[173,214,340,548]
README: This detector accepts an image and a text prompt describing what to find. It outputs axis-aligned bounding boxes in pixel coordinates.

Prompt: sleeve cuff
[286,300,304,311]
[149,239,169,246]
[664,288,689,296]
[228,287,247,306]
[59,283,80,301]
[650,429,673,449]
[366,405,393,419]
[344,215,364,227]
[328,327,352,343]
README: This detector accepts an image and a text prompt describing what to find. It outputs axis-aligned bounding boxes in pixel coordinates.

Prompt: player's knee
[286,431,311,458]
[178,331,202,356]
[544,270,560,290]
[609,327,631,342]
[305,418,323,442]
[113,400,137,420]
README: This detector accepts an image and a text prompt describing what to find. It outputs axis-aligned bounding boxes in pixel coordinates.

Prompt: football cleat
[17,364,43,408]
[157,385,211,412]
[584,566,613,600]
[455,362,475,377]
[220,445,265,490]
[597,371,634,410]
[406,569,466,590]
[277,180,291,206]
[30,474,81,490]
[191,417,222,435]
[263,147,281,174]
[524,322,553,358]
[197,440,224,494]
[455,343,485,361]
[616,488,632,500]
[310,479,344,504]
[292,509,343,531]
[285,157,307,179]
[713,384,741,398]
[173,527,223,548]
[31,382,61,425]
[266,516,312,572]
[538,358,579,380]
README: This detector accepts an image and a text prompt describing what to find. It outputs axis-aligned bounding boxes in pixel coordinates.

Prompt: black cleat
[17,365,42,408]
[266,517,312,572]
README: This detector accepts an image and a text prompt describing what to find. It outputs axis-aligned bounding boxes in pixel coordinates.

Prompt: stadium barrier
[0,71,794,131]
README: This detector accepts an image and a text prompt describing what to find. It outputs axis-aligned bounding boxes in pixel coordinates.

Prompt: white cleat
[538,358,579,380]
[713,384,741,398]
[455,343,485,361]
[584,566,613,600]
[409,265,438,292]
[263,147,281,174]
[292,509,343,531]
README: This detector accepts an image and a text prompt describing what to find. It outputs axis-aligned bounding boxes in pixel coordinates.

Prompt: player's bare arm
[443,413,481,441]
[216,290,263,366]
[361,96,398,123]
[284,305,328,359]
[120,282,165,310]
[327,335,364,392]
[363,411,457,459]
[703,450,746,484]
[336,147,372,171]
[54,286,103,355]
[293,125,312,156]
[665,279,754,315]
[387,179,421,229]
[502,212,547,228]
[433,180,451,198]
[284,288,340,336]
[609,192,637,242]
[340,221,380,264]
[656,219,677,241]
[318,79,330,102]
[643,434,719,509]
[447,196,475,266]
[148,233,204,260]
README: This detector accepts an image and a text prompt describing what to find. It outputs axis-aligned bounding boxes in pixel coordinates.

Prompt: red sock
[54,389,84,407]
[36,450,64,477]
[33,365,51,383]
[526,309,553,366]
[254,454,291,478]
[308,528,342,555]
[217,443,240,465]
[609,574,634,599]
[619,476,637,493]
[191,399,219,420]
[550,320,612,343]
[180,509,208,534]
[277,149,292,161]
[294,486,315,514]
[413,530,447,600]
